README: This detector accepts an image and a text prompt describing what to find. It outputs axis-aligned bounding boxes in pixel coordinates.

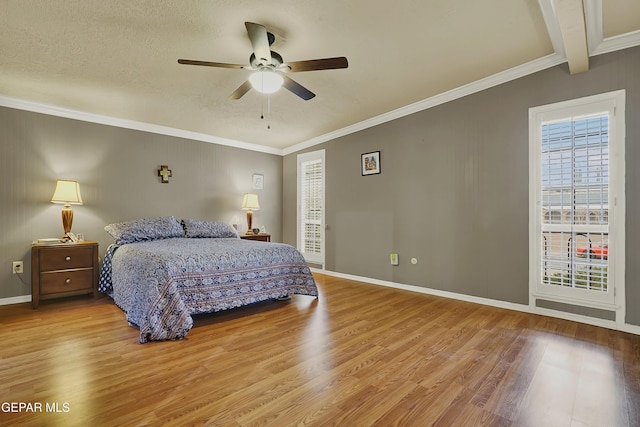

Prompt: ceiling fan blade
[178,59,247,69]
[282,75,315,100]
[283,57,348,72]
[229,80,253,100]
[245,22,272,65]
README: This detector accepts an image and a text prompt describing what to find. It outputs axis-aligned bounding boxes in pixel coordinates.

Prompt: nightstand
[240,233,271,242]
[31,241,99,309]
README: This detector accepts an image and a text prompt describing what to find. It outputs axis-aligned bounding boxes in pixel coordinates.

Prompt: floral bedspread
[98,237,318,343]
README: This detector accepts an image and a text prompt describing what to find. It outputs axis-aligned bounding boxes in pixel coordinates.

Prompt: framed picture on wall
[252,173,264,189]
[361,151,381,176]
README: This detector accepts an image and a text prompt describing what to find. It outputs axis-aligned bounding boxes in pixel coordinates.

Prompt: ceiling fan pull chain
[267,94,271,130]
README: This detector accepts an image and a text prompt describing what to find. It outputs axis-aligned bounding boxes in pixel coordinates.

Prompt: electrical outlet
[12,261,23,274]
[390,253,399,265]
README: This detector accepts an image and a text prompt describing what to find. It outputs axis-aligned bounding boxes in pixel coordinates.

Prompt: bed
[98,217,318,343]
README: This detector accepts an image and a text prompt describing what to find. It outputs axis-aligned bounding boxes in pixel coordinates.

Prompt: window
[297,150,325,264]
[529,91,625,312]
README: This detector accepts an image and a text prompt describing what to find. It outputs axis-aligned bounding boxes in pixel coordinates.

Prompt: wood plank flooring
[1,273,639,426]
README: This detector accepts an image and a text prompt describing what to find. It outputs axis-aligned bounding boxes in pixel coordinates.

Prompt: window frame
[297,149,325,265]
[529,90,625,318]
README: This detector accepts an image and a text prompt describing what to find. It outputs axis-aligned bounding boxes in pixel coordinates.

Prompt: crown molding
[0,95,282,155]
[584,0,603,54]
[583,0,640,56]
[2,0,638,158]
[590,29,640,56]
[537,0,566,57]
[282,52,566,156]
[285,2,640,156]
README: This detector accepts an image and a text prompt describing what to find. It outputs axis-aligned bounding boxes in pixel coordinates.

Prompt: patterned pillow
[105,216,185,245]
[181,219,239,239]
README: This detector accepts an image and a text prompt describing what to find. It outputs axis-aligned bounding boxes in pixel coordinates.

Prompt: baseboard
[622,323,640,335]
[311,268,531,312]
[311,268,640,336]
[0,295,31,306]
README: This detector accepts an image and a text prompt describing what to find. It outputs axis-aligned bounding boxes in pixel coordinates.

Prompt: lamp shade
[249,70,283,94]
[241,193,260,210]
[51,180,83,205]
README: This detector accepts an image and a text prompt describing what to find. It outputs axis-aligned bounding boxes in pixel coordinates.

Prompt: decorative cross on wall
[158,165,172,183]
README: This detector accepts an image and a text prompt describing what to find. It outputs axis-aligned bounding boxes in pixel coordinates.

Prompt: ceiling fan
[178,22,348,101]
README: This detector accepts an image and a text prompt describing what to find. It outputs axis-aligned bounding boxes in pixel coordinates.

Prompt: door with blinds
[297,150,325,265]
[529,91,625,310]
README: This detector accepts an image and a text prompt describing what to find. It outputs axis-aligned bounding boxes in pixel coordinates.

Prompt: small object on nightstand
[31,241,99,309]
[252,228,260,234]
[33,238,65,244]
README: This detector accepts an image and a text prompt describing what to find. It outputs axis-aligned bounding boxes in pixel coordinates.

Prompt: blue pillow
[181,219,239,239]
[105,216,184,245]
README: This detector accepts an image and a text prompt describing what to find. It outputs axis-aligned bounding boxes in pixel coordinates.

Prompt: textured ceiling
[1,1,639,152]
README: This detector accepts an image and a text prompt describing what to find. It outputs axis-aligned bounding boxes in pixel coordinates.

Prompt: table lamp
[241,193,260,234]
[51,180,83,238]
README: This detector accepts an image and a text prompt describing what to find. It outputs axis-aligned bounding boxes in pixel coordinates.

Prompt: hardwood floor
[1,273,639,426]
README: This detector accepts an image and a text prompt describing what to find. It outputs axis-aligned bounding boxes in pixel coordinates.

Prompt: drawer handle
[65,256,71,261]
[65,278,71,284]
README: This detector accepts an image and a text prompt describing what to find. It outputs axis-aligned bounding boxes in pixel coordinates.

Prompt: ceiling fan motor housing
[250,51,283,69]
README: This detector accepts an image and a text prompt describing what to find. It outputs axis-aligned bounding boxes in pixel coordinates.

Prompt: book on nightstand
[32,238,66,245]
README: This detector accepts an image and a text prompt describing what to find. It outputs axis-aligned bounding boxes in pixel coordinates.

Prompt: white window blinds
[540,115,609,294]
[297,150,325,264]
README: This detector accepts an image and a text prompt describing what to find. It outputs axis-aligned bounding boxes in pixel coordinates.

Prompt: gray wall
[1,108,282,300]
[284,46,640,326]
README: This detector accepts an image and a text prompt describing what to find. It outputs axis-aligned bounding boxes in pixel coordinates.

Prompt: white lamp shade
[51,180,83,205]
[241,193,260,210]
[249,70,284,94]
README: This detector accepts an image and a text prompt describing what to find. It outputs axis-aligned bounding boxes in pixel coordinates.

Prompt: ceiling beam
[538,0,602,74]
[554,0,589,73]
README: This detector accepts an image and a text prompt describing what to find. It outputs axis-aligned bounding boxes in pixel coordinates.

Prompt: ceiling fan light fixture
[249,70,284,94]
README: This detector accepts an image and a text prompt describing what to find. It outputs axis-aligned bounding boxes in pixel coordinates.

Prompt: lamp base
[61,205,74,238]
[245,210,253,234]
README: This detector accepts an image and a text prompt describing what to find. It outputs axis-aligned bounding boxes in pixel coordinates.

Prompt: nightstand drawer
[40,269,94,294]
[240,233,271,242]
[39,246,94,271]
